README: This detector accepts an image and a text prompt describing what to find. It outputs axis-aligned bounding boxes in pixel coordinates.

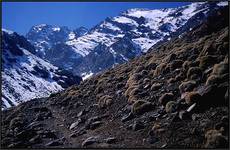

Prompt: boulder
[131,100,153,115]
[82,136,98,147]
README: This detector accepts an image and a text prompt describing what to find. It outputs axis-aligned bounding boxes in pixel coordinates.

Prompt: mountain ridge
[25,2,227,78]
[1,5,228,148]
[1,30,82,109]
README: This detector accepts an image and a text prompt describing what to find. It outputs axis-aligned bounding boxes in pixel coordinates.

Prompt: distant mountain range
[2,30,82,109]
[25,2,227,77]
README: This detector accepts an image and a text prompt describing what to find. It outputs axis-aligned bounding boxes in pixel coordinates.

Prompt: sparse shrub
[154,63,167,76]
[166,53,177,62]
[205,129,228,148]
[205,60,228,86]
[169,60,183,71]
[168,77,176,83]
[146,60,157,70]
[165,101,177,113]
[129,87,141,96]
[179,80,197,94]
[200,41,216,56]
[175,72,186,81]
[131,100,153,115]
[182,61,190,72]
[125,84,139,97]
[125,85,143,103]
[135,66,145,73]
[217,42,228,55]
[151,83,162,91]
[212,61,228,75]
[206,73,228,86]
[159,93,174,106]
[206,75,221,86]
[125,73,145,103]
[95,86,103,94]
[143,78,150,84]
[98,95,113,108]
[199,55,218,70]
[126,73,142,86]
[184,92,201,105]
[187,67,202,80]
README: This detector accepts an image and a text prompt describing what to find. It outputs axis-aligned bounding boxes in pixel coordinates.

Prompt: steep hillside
[1,30,82,109]
[1,5,228,148]
[26,2,227,78]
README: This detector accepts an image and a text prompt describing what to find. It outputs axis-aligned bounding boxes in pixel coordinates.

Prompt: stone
[82,136,98,147]
[29,135,42,144]
[179,111,191,120]
[90,121,103,130]
[132,121,145,131]
[105,137,116,144]
[77,110,86,117]
[45,139,63,146]
[121,112,134,122]
[38,130,57,139]
[69,118,82,130]
[186,103,197,112]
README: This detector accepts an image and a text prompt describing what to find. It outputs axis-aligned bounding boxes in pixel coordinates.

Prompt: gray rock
[82,136,98,147]
[69,118,82,130]
[45,139,63,146]
[132,121,145,131]
[29,135,42,144]
[121,112,134,122]
[179,111,191,120]
[90,121,103,130]
[77,110,86,117]
[105,137,117,144]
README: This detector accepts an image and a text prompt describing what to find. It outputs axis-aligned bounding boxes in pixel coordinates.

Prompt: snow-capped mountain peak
[26,2,228,76]
[2,30,82,109]
[2,28,14,34]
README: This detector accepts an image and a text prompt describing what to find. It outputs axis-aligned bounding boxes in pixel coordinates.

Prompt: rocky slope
[26,2,227,78]
[1,5,229,149]
[1,30,82,109]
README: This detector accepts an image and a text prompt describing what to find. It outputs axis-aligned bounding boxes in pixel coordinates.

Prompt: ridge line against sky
[2,2,191,35]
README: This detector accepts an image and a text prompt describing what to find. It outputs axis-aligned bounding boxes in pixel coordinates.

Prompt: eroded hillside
[1,6,229,148]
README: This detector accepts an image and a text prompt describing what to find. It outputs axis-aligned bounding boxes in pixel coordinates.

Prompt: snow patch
[82,72,94,80]
[217,1,228,6]
[2,29,14,34]
[53,27,60,31]
[113,16,138,26]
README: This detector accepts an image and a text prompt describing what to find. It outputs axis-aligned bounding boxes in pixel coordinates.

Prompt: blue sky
[2,2,191,35]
